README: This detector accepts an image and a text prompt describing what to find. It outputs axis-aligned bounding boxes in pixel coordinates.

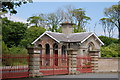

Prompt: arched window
[88,42,95,51]
[38,44,42,66]
[45,44,50,66]
[62,45,66,55]
[45,44,50,55]
[38,44,42,54]
[53,43,58,66]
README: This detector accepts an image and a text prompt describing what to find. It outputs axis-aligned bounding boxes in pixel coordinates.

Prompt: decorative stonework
[68,49,78,74]
[28,47,42,77]
[89,50,99,72]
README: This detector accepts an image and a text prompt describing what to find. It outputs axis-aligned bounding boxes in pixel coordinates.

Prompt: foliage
[99,36,118,46]
[2,54,28,66]
[2,18,27,47]
[101,43,120,57]
[27,7,90,33]
[100,5,120,40]
[73,25,85,33]
[100,18,114,37]
[8,46,28,54]
[108,43,120,57]
[20,26,46,47]
[2,43,28,55]
[71,8,91,30]
[2,41,9,54]
[27,16,45,27]
[101,47,118,57]
[1,1,32,14]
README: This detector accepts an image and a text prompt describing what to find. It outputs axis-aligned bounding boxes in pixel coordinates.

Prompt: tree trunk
[118,21,120,42]
[118,27,120,42]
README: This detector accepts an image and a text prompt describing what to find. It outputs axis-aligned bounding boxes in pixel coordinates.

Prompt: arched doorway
[61,45,67,64]
[38,44,42,54]
[45,44,50,66]
[62,45,67,56]
[88,42,95,51]
[38,44,42,65]
[53,43,58,66]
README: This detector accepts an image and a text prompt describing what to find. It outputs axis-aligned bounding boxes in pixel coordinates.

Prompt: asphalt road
[2,73,120,80]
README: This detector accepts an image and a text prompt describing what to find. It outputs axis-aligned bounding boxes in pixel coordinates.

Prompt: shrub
[9,46,28,55]
[99,36,118,46]
[101,43,120,57]
[2,41,9,54]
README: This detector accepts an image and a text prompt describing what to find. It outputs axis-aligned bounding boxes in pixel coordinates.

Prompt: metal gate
[1,54,29,79]
[40,55,92,75]
[40,54,69,76]
[77,56,92,73]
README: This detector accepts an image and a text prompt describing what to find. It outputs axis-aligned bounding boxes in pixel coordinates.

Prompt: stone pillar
[42,48,45,66]
[28,47,42,77]
[68,49,78,74]
[58,48,61,66]
[50,48,53,66]
[89,50,99,73]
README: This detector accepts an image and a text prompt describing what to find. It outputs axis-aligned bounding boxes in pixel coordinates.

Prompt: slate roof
[32,31,104,45]
[46,31,93,42]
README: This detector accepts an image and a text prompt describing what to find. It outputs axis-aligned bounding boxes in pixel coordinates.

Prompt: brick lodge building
[29,22,104,76]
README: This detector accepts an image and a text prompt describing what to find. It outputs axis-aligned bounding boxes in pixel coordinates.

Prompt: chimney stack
[60,22,75,34]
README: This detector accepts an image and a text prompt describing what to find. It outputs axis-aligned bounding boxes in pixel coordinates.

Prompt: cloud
[1,14,28,23]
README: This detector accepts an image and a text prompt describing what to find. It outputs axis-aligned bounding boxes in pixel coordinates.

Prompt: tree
[73,25,85,33]
[101,43,120,57]
[27,7,91,33]
[100,5,120,41]
[99,36,118,46]
[1,0,32,14]
[47,9,65,32]
[100,18,115,37]
[101,46,118,57]
[27,16,44,27]
[2,18,27,47]
[70,8,91,31]
[20,26,46,47]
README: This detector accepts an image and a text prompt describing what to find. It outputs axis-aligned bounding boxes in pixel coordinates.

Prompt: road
[3,73,120,80]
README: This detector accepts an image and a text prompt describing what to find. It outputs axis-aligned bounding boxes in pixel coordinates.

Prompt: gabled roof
[32,31,104,45]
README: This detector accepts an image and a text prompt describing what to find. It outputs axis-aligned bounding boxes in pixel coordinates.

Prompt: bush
[101,43,120,57]
[2,41,9,54]
[2,54,28,66]
[101,47,118,57]
[99,36,118,46]
[20,26,46,47]
[9,46,28,55]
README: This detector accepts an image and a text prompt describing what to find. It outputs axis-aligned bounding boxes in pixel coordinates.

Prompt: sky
[8,1,119,38]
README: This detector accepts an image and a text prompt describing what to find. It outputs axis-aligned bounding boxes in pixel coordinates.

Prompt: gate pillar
[89,50,100,72]
[68,49,78,74]
[28,47,42,77]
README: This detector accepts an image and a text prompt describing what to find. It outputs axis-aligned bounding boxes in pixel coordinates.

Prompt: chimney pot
[60,22,75,34]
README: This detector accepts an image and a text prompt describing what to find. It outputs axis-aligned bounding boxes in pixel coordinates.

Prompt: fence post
[89,50,99,73]
[68,49,78,74]
[28,47,42,77]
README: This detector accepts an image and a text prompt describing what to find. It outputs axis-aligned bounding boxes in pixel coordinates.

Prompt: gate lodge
[28,22,104,77]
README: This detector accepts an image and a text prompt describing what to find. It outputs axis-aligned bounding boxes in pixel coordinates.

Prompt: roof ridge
[46,31,93,34]
[47,32,64,35]
[69,32,93,35]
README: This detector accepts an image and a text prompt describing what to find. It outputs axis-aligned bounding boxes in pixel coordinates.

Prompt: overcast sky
[9,1,119,38]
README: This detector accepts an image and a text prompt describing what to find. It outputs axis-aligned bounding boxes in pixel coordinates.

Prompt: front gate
[1,54,29,79]
[1,54,92,79]
[40,54,69,75]
[40,55,92,75]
